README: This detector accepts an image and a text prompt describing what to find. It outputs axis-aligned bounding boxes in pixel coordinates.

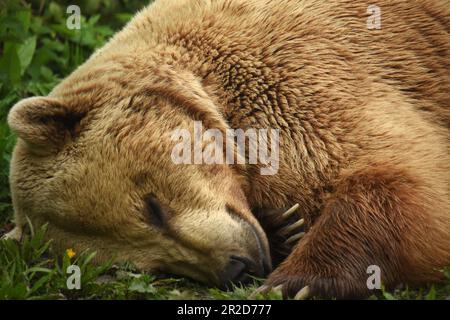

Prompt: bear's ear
[8,96,85,154]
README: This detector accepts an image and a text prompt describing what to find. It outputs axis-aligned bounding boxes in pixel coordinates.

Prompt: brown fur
[5,0,450,298]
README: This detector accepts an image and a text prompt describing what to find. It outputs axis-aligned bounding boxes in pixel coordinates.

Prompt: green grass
[0,224,277,300]
[0,224,449,300]
[0,222,450,300]
[0,1,449,300]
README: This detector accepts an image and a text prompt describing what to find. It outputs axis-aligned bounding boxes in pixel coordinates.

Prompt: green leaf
[15,10,31,32]
[80,251,97,269]
[48,2,63,19]
[382,291,396,300]
[26,267,53,275]
[17,36,37,75]
[425,286,436,300]
[39,66,55,81]
[8,282,28,299]
[443,266,450,280]
[128,279,156,294]
[30,273,53,293]
[115,13,133,24]
[0,44,21,85]
[88,15,101,26]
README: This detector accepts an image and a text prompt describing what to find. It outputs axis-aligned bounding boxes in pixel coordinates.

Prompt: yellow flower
[66,248,76,259]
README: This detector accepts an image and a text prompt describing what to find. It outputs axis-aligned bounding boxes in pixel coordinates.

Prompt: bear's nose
[219,255,267,289]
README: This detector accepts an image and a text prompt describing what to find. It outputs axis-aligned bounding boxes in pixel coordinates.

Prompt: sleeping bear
[4,0,450,298]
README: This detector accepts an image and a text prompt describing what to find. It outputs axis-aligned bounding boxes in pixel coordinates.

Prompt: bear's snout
[216,216,272,288]
[219,255,271,288]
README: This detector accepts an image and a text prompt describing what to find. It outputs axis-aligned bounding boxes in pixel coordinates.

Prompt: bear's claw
[279,218,304,236]
[278,204,306,245]
[253,203,307,269]
[293,285,310,300]
[1,226,23,242]
[250,283,310,300]
[285,232,305,244]
[249,284,280,299]
[281,203,300,219]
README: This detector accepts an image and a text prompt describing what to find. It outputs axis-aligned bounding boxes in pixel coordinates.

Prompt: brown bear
[4,0,450,299]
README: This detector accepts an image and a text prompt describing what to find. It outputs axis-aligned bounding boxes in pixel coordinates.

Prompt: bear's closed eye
[144,193,166,228]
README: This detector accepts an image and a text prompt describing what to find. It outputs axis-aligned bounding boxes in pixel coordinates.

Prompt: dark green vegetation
[0,0,448,300]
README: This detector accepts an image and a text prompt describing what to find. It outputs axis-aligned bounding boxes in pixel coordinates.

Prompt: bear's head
[7,51,271,287]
